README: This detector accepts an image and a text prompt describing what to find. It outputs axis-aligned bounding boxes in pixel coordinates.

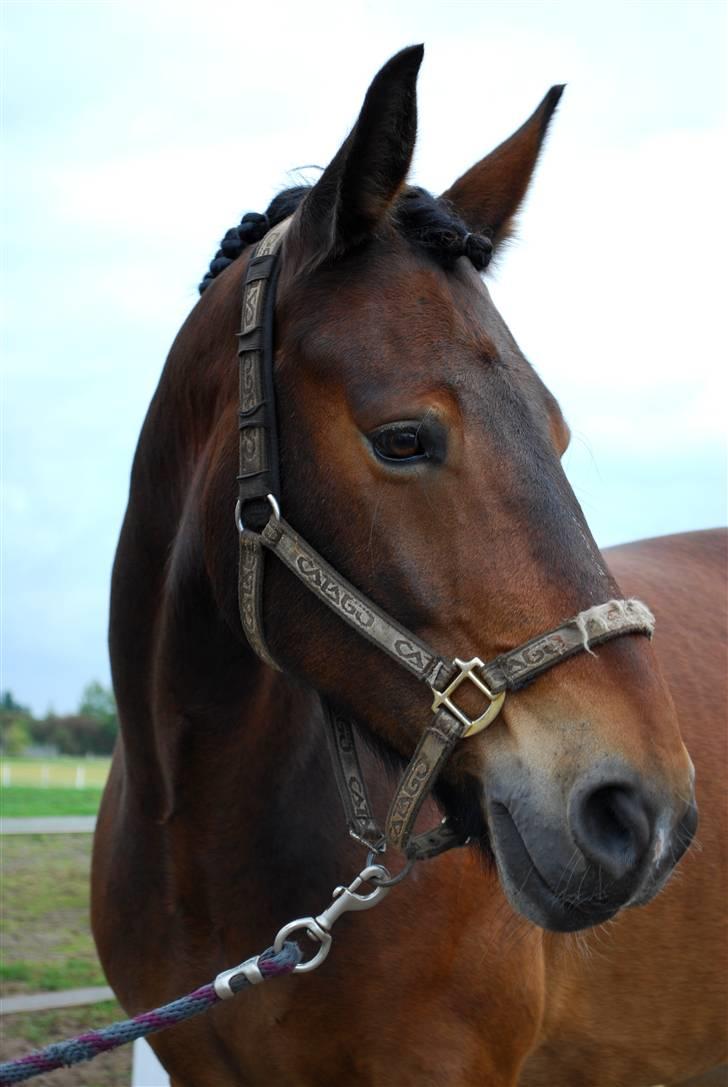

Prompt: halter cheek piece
[234,219,656,861]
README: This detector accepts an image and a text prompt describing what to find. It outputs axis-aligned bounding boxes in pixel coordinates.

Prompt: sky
[2,0,726,716]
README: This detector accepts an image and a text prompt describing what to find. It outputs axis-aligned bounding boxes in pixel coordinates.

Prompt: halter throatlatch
[235,222,656,860]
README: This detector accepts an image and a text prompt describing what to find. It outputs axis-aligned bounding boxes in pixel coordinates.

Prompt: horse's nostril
[571,782,653,881]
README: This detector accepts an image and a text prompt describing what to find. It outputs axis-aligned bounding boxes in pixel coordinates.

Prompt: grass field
[1,787,104,817]
[1,835,107,992]
[0,758,110,817]
[0,761,143,1084]
[1,757,111,788]
[0,835,131,1085]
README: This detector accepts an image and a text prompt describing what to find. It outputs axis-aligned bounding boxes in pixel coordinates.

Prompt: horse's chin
[438,779,622,931]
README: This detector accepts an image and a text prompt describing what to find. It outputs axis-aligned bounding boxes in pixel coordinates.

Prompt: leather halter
[235,219,656,860]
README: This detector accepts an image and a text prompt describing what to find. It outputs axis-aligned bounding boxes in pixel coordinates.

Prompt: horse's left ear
[442,85,565,251]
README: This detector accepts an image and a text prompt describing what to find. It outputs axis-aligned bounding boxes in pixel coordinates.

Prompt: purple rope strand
[0,942,301,1085]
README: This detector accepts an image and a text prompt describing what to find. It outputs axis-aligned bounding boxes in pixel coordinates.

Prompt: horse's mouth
[486,801,620,933]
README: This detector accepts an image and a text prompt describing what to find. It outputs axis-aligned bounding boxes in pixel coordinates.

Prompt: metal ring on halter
[235,494,281,535]
[365,853,414,887]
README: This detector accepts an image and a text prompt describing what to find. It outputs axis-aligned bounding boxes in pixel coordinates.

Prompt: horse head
[200,46,695,932]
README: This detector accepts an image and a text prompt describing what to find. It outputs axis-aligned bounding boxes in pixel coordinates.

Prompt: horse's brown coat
[92,47,726,1086]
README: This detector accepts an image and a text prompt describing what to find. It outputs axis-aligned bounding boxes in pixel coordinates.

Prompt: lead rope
[0,861,400,1084]
[0,945,300,1085]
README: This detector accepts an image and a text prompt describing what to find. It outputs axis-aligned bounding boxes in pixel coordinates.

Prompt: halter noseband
[234,219,655,861]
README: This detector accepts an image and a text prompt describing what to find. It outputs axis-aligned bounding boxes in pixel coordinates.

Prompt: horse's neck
[153,627,359,924]
[112,487,354,904]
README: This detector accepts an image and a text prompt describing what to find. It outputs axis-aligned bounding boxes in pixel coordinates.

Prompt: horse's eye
[370,423,427,463]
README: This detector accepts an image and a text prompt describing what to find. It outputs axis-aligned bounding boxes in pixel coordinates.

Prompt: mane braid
[395,187,493,271]
[198,187,308,294]
[198,185,491,294]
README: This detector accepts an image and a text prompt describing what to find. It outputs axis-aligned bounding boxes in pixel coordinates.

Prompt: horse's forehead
[282,253,511,382]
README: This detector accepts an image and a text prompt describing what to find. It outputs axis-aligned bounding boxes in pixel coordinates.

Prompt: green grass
[1,786,103,817]
[1,835,108,994]
[0,834,134,1084]
[0,958,105,991]
[1,757,110,788]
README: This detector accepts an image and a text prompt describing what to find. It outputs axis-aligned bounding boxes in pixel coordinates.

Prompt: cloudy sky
[2,0,726,716]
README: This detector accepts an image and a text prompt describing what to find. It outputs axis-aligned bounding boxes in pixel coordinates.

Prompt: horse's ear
[442,86,565,251]
[294,45,423,263]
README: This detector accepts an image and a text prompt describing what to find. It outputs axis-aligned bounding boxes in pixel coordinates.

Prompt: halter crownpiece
[235,221,656,860]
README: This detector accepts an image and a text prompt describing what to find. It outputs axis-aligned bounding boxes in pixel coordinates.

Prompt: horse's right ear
[291,45,423,266]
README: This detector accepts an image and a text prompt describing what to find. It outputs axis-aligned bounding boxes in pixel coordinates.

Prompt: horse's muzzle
[485,765,697,932]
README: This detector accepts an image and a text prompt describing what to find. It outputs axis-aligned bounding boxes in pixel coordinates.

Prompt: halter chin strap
[235,222,656,860]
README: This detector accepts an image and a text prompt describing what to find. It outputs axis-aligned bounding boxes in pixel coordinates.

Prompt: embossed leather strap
[237,220,291,667]
[384,708,465,852]
[321,702,467,860]
[260,518,444,684]
[239,534,279,671]
[259,516,654,700]
[322,704,384,851]
[237,222,290,519]
[469,599,657,693]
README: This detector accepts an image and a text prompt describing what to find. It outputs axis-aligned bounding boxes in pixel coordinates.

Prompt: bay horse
[92,46,727,1086]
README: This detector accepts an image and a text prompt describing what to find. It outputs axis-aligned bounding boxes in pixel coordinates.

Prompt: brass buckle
[430,658,506,737]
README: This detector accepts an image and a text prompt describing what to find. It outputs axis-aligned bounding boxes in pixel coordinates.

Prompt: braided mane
[199,185,492,295]
[198,187,308,294]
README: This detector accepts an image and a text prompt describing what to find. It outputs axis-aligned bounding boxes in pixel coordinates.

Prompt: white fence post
[132,1038,170,1086]
[75,765,85,789]
[1,764,10,787]
[41,764,50,787]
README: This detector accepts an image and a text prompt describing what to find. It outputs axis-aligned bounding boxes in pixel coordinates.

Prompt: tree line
[0,684,119,756]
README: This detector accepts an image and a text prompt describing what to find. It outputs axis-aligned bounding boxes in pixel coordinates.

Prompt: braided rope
[0,942,301,1085]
